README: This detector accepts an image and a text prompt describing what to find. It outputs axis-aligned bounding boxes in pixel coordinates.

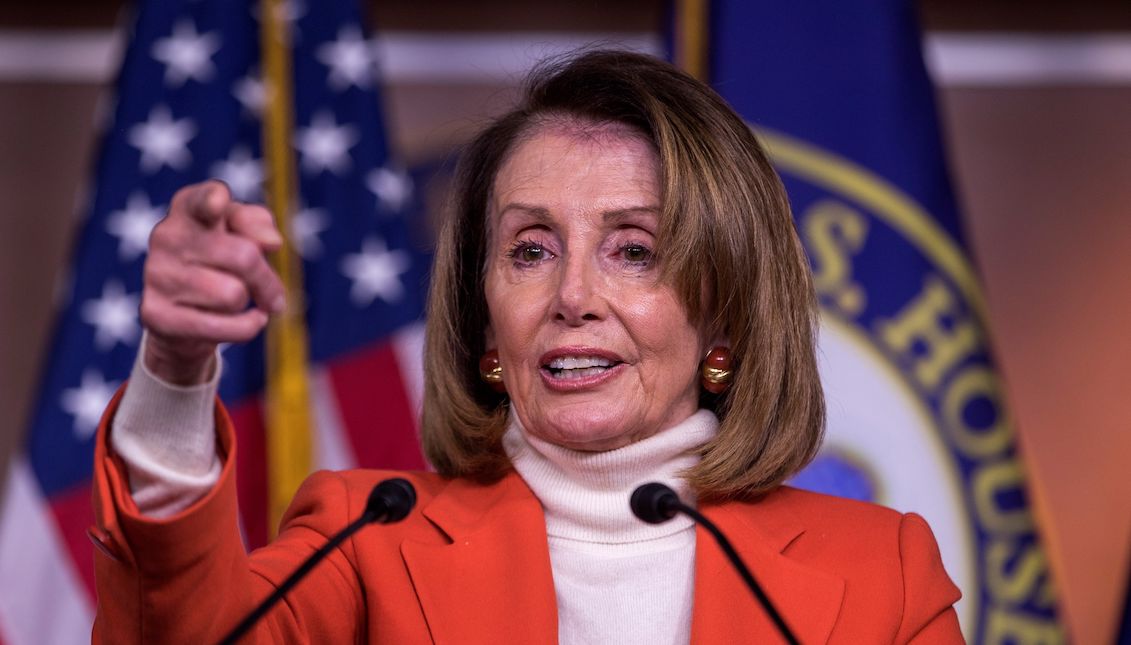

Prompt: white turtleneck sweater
[503,411,717,645]
[112,349,720,643]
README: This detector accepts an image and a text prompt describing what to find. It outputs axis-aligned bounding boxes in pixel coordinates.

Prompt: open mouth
[544,356,620,380]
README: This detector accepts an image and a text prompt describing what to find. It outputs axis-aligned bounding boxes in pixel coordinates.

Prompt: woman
[91,51,962,643]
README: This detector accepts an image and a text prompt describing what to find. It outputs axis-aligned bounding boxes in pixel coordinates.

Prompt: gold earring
[479,350,506,393]
[701,347,733,394]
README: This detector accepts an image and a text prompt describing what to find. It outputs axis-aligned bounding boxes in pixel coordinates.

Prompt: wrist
[143,333,217,386]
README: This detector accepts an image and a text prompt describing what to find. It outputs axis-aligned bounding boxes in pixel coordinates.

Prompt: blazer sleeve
[895,512,965,643]
[91,386,366,644]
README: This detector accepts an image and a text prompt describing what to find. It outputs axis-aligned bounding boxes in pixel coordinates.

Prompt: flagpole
[674,0,709,82]
[260,0,313,537]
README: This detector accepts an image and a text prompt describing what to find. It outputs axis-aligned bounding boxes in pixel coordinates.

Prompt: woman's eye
[621,244,653,265]
[507,240,552,265]
[521,246,545,263]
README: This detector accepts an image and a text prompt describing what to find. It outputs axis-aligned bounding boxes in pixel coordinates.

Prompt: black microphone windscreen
[630,482,679,524]
[366,478,416,523]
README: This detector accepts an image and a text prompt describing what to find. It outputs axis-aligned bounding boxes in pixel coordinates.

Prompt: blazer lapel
[690,499,845,644]
[401,472,558,645]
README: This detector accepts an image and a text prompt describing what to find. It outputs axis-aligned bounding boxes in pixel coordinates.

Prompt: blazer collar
[400,471,559,645]
[690,494,845,644]
[402,474,844,645]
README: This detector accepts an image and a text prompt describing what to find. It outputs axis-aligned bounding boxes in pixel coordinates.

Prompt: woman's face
[484,123,708,451]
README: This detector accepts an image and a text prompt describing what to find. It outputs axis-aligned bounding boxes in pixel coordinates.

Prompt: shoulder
[715,486,962,639]
[286,468,534,539]
[290,469,469,519]
[710,484,959,633]
[311,468,530,512]
[318,469,455,504]
[779,487,951,572]
[739,485,943,567]
[760,485,905,535]
[710,486,957,596]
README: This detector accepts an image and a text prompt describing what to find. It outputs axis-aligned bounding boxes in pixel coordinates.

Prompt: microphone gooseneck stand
[217,478,417,645]
[631,482,801,645]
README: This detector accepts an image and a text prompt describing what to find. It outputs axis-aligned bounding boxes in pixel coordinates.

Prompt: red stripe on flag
[47,482,95,602]
[326,341,426,471]
[228,398,269,549]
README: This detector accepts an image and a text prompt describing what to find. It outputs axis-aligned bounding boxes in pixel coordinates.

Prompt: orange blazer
[90,391,963,644]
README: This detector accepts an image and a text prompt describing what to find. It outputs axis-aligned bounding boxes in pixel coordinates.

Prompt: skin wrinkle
[422,52,824,498]
[484,124,710,452]
[482,116,659,239]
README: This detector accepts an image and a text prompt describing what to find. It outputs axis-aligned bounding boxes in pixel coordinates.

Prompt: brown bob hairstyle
[421,49,824,501]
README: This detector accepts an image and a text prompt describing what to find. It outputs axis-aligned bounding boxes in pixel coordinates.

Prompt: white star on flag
[81,280,141,351]
[316,26,378,91]
[60,369,120,440]
[232,73,268,116]
[366,166,413,212]
[128,105,197,173]
[340,236,411,306]
[295,110,359,175]
[210,146,264,201]
[106,191,164,261]
[290,206,330,259]
[150,18,222,87]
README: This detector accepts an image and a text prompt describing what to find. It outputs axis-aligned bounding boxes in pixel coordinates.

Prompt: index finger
[174,180,232,228]
[224,201,284,251]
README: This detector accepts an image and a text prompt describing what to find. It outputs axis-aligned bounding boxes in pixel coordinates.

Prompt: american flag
[0,1,430,642]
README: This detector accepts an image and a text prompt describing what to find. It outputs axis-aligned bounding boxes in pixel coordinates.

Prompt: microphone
[630,483,800,645]
[365,477,416,523]
[218,478,417,645]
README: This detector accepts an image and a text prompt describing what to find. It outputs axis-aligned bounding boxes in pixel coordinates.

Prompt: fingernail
[271,295,287,314]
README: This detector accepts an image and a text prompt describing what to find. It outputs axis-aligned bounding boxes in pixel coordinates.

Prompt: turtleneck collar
[502,409,719,545]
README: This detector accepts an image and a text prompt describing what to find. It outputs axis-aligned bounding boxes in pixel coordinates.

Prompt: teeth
[550,366,609,380]
[548,356,613,370]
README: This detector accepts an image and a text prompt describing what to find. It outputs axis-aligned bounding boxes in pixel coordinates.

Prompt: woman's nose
[553,254,605,325]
